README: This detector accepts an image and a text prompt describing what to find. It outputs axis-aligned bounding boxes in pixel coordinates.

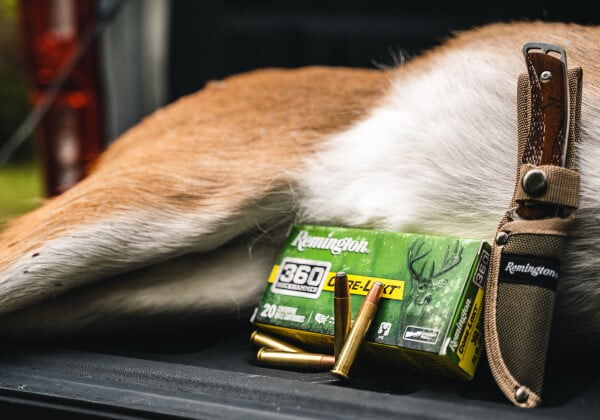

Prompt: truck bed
[0,326,597,418]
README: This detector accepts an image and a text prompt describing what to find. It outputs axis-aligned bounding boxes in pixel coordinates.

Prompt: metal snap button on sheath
[495,231,509,245]
[515,386,529,403]
[522,169,548,197]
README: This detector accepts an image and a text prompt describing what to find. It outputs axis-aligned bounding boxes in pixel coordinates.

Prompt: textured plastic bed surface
[0,326,597,419]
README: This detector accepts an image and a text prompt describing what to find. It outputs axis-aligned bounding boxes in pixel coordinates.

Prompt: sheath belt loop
[484,68,583,408]
[515,164,580,208]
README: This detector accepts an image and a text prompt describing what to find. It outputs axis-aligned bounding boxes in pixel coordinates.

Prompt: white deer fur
[0,23,599,352]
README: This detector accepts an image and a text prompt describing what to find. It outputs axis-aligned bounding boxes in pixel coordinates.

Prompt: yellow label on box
[267,265,405,300]
[458,288,484,377]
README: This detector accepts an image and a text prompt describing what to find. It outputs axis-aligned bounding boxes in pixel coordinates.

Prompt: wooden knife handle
[517,45,568,220]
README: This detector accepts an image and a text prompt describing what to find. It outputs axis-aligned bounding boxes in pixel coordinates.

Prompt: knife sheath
[484,46,583,408]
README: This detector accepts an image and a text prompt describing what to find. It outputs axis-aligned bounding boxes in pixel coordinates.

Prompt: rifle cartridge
[257,348,335,371]
[250,330,304,353]
[331,282,384,380]
[333,272,351,359]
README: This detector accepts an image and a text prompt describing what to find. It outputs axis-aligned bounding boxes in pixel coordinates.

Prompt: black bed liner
[0,327,598,419]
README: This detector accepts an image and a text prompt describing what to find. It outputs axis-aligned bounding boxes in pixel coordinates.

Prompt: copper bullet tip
[365,282,384,303]
[334,272,349,298]
[321,355,336,368]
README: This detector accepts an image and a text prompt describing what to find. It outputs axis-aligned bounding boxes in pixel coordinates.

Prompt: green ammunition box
[251,225,491,380]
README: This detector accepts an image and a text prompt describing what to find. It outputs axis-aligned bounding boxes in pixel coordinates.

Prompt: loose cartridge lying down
[251,330,303,353]
[257,348,335,371]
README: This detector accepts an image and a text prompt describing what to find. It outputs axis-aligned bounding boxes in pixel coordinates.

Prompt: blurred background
[0,0,599,226]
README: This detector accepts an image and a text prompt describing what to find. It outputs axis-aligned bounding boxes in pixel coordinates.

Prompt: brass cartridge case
[250,330,304,353]
[331,282,384,380]
[257,348,335,371]
[334,272,351,359]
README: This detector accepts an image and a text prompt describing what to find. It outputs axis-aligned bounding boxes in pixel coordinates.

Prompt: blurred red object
[19,0,104,196]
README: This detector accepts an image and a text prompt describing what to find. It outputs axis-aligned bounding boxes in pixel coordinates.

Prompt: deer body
[0,23,599,349]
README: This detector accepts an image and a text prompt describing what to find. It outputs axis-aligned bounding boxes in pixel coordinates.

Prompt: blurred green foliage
[0,164,41,225]
[0,1,41,228]
[0,0,17,19]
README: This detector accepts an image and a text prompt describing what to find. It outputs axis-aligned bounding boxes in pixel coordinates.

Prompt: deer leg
[0,234,281,338]
[0,164,292,319]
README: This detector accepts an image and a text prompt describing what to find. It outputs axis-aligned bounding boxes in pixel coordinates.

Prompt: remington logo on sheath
[504,262,559,280]
[499,254,560,289]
